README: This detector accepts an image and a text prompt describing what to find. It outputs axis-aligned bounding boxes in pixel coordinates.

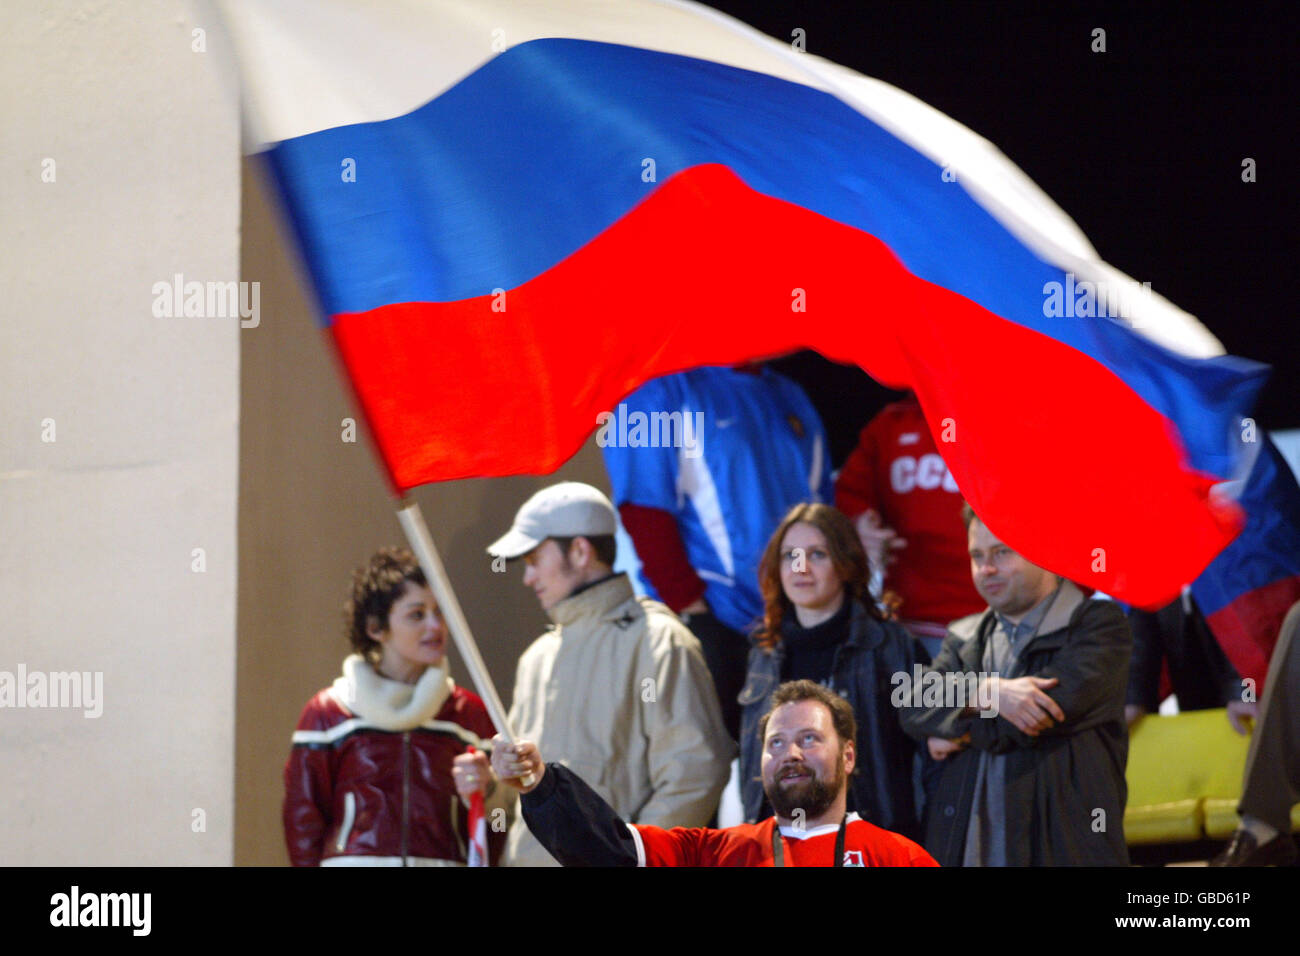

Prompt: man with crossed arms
[900,503,1131,866]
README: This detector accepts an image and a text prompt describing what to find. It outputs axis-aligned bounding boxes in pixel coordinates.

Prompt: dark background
[704,0,1296,466]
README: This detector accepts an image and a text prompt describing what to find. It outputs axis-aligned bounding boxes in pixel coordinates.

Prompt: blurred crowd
[283,364,1298,867]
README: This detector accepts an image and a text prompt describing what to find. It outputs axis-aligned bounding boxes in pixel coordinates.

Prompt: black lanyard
[771,815,848,867]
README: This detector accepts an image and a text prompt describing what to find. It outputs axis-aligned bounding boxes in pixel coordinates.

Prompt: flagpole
[396,498,533,784]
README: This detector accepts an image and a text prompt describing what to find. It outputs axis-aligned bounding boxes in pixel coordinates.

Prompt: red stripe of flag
[332,164,1240,608]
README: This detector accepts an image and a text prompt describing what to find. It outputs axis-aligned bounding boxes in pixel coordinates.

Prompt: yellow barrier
[1124,708,1300,844]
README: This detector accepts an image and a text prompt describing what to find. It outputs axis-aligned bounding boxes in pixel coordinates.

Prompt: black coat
[1127,594,1239,711]
[900,582,1132,866]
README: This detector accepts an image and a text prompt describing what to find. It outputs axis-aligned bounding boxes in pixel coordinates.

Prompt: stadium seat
[1124,708,1300,844]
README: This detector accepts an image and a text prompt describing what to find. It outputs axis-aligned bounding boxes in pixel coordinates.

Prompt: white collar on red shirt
[779,812,862,840]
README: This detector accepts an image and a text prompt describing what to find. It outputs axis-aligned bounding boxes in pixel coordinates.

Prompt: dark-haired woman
[283,548,509,866]
[738,503,924,839]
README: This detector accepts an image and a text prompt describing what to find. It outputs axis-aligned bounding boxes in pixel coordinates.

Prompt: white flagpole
[396,498,532,786]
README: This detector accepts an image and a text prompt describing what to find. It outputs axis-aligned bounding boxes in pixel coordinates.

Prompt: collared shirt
[963,582,1062,866]
[987,586,1059,674]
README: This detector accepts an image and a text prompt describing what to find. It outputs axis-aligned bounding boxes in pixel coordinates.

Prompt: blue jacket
[737,598,923,840]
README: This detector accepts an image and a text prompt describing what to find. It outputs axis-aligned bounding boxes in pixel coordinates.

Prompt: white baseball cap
[487,482,617,559]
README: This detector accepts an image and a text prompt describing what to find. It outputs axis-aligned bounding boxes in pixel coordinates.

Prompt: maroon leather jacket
[283,664,504,866]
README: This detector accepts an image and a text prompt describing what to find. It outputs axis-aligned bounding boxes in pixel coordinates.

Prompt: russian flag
[1191,434,1300,690]
[216,0,1266,609]
[465,746,489,867]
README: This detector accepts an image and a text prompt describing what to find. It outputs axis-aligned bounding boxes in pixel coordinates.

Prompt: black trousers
[682,611,749,744]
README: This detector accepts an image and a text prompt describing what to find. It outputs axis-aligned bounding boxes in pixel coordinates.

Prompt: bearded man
[464,680,937,866]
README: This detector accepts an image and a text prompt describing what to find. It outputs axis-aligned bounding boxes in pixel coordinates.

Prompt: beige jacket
[504,574,734,866]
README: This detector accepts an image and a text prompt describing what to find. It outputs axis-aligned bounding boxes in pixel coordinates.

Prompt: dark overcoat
[899,582,1132,866]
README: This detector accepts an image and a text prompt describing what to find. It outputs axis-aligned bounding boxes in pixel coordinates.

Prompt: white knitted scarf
[329,654,453,731]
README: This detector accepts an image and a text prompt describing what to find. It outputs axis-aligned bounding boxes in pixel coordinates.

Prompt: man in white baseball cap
[487,481,617,556]
[471,481,734,866]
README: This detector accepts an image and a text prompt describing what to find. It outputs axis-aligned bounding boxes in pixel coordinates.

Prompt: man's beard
[765,751,846,822]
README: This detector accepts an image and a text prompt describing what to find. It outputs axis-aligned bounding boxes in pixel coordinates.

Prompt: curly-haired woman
[282,547,509,865]
[737,503,925,839]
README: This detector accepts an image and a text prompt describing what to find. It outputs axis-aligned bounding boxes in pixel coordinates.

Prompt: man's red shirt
[835,397,983,625]
[631,813,938,867]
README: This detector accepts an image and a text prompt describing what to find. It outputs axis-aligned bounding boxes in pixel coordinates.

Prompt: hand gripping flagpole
[397,498,534,787]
